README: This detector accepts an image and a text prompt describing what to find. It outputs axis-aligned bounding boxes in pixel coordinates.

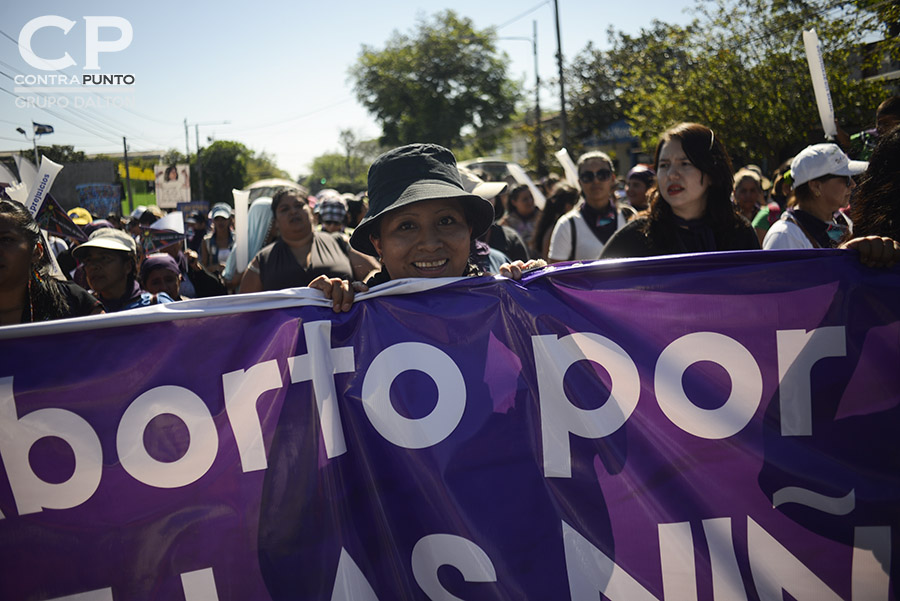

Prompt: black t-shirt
[486,224,530,262]
[58,279,102,317]
[256,233,353,291]
[600,216,760,259]
[21,279,101,323]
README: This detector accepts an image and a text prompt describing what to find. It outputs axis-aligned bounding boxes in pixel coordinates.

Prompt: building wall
[51,161,118,210]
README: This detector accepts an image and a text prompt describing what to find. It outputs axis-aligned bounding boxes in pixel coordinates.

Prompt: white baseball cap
[790,143,867,188]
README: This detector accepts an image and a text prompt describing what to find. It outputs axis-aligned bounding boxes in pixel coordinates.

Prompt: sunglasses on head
[579,168,613,183]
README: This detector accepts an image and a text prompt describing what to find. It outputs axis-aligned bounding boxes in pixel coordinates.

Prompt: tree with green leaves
[350,10,521,154]
[199,140,249,204]
[304,152,369,194]
[246,150,291,182]
[565,0,890,170]
[31,145,87,164]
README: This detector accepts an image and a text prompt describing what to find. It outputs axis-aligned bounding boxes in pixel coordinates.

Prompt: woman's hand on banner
[840,236,900,268]
[310,276,368,312]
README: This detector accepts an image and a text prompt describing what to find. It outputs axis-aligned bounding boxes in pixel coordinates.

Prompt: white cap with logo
[790,143,868,188]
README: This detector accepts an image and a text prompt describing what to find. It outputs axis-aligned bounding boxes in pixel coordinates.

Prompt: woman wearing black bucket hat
[310,143,544,311]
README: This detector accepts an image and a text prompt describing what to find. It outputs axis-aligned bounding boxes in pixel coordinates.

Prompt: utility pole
[553,0,568,149]
[183,118,190,158]
[495,24,545,174]
[533,20,545,176]
[122,137,134,215]
[185,120,229,203]
[195,125,203,202]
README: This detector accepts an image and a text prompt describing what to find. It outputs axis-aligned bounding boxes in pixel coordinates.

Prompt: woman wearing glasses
[72,228,175,312]
[763,143,865,250]
[548,151,627,262]
[600,122,760,259]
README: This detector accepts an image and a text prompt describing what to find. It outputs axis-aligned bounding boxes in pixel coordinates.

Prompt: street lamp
[15,125,47,165]
[499,20,545,175]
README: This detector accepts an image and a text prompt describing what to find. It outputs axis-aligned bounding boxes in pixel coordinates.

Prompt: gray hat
[349,144,494,256]
[72,228,137,260]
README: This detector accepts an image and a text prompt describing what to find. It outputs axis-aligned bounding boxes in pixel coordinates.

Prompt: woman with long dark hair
[845,127,900,241]
[0,199,101,325]
[601,122,759,258]
[533,183,579,261]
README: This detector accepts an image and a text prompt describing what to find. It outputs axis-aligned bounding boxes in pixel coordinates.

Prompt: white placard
[505,163,546,210]
[802,29,837,139]
[14,155,38,194]
[151,210,185,234]
[554,149,580,189]
[5,182,28,204]
[25,156,63,217]
[0,162,18,186]
[232,189,250,274]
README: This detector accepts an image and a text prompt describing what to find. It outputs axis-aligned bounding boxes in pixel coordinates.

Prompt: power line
[0,84,124,145]
[0,30,179,144]
[493,1,551,32]
[0,59,174,150]
[224,97,355,134]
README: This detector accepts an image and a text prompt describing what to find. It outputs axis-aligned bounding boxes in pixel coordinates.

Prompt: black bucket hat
[349,143,495,257]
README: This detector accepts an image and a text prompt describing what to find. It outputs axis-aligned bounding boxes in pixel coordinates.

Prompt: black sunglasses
[820,174,853,186]
[579,168,613,183]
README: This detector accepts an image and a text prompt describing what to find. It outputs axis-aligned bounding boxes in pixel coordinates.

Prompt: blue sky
[1,1,696,179]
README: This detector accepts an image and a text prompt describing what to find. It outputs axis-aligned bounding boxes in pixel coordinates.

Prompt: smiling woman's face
[371,198,472,280]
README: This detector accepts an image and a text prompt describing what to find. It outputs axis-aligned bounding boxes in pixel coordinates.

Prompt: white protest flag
[0,162,18,186]
[554,149,580,189]
[506,162,546,210]
[802,29,837,139]
[150,210,185,234]
[25,156,63,217]
[5,183,28,204]
[14,155,38,192]
[40,230,65,278]
[233,189,250,274]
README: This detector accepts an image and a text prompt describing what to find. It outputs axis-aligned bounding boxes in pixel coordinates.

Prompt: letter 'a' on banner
[802,29,837,140]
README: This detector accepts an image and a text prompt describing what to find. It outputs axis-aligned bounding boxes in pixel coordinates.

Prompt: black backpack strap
[568,217,577,261]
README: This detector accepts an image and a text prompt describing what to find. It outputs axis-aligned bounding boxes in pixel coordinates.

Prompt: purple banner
[1,250,898,600]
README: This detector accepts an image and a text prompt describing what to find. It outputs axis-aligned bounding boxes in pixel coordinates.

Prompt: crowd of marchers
[2,96,899,326]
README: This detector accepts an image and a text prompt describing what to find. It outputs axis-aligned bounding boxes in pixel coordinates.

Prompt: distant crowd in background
[1,95,899,326]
